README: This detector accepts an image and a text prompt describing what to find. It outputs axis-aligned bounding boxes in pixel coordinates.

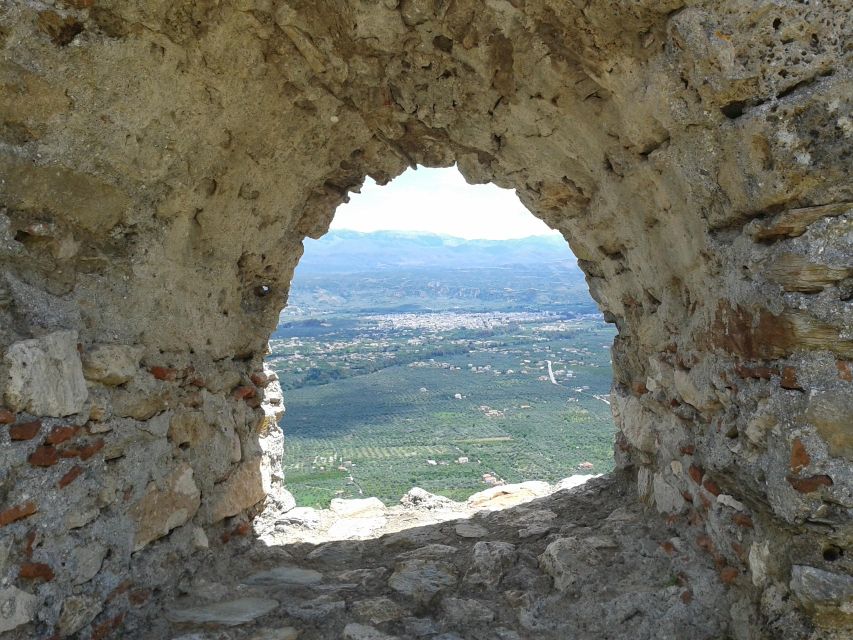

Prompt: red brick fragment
[680,590,693,604]
[631,380,648,395]
[45,424,80,445]
[232,521,251,537]
[680,444,695,456]
[19,561,54,582]
[660,541,676,555]
[719,566,739,585]
[24,530,37,558]
[780,366,803,390]
[837,360,853,382]
[58,465,84,488]
[232,385,256,401]
[250,372,270,387]
[29,445,59,467]
[681,490,694,504]
[128,589,151,606]
[78,438,105,461]
[787,475,833,493]
[696,535,715,554]
[10,421,41,441]
[732,513,754,529]
[91,613,125,640]
[0,502,38,527]
[703,479,721,497]
[735,364,776,380]
[106,579,132,603]
[688,464,704,484]
[149,366,178,381]
[790,438,810,472]
[0,408,17,424]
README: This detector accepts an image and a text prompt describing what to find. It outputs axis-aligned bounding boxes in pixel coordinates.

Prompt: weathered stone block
[3,330,88,416]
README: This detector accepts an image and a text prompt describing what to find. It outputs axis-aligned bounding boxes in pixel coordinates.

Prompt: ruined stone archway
[0,1,850,637]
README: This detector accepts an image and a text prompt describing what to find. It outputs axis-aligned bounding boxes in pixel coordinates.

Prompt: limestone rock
[330,497,386,518]
[539,537,601,593]
[165,597,279,626]
[400,487,455,510]
[388,559,458,604]
[3,330,87,416]
[465,541,517,588]
[81,344,142,385]
[467,481,550,510]
[553,475,599,492]
[205,457,267,523]
[0,586,38,633]
[130,464,201,550]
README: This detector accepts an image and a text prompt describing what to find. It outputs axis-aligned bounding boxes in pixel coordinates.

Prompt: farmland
[266,231,618,507]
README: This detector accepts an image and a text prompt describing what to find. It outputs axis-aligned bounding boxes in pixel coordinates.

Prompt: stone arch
[0,1,850,637]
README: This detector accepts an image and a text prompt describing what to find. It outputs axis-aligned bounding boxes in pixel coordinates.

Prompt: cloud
[331,166,559,240]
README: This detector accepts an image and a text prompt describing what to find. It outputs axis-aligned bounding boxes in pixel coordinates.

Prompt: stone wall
[0,1,850,637]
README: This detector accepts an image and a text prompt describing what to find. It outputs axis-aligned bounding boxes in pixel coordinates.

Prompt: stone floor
[134,475,744,640]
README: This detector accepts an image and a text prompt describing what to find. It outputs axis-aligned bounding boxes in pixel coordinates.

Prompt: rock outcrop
[0,1,850,638]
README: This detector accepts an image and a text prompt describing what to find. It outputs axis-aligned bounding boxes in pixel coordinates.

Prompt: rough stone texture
[0,1,850,638]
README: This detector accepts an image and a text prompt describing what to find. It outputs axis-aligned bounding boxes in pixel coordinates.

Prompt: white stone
[554,475,599,492]
[329,497,386,518]
[3,330,88,416]
[717,494,745,511]
[0,586,38,633]
[611,393,655,452]
[749,541,771,587]
[467,481,550,510]
[327,516,386,540]
[653,473,686,514]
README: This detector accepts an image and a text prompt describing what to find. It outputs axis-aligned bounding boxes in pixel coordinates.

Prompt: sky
[330,166,559,240]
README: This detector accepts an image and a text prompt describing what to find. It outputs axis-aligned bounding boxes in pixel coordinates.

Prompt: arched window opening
[266,167,616,509]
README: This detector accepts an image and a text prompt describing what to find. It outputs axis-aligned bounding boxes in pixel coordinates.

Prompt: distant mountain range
[296,230,580,274]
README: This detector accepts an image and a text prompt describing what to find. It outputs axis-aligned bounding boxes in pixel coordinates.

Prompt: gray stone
[398,544,458,560]
[282,597,345,622]
[3,330,88,416]
[72,542,108,585]
[58,596,103,637]
[0,586,38,633]
[388,559,458,604]
[539,537,600,593]
[466,541,517,588]
[400,487,456,510]
[441,597,495,625]
[343,623,400,640]
[165,597,279,626]
[242,566,323,588]
[790,565,853,607]
[352,596,408,625]
[249,629,300,640]
[455,522,489,538]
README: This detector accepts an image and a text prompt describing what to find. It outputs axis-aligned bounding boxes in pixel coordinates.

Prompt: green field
[269,315,616,507]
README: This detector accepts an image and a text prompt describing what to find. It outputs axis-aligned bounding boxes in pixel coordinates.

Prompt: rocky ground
[144,475,740,640]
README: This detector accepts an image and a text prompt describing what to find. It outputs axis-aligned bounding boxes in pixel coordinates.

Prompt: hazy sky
[331,166,559,240]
